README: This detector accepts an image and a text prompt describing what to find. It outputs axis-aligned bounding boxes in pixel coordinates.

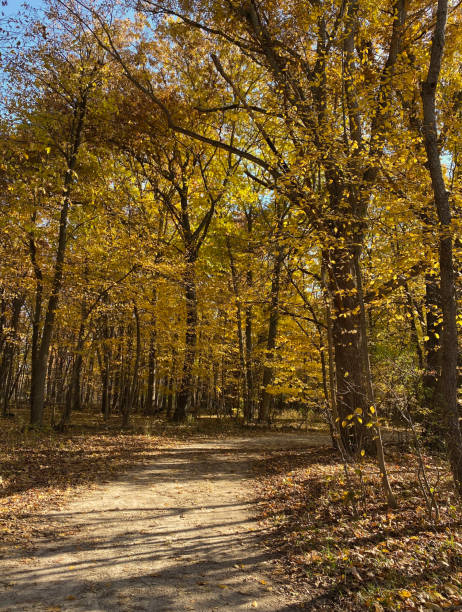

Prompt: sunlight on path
[1,434,328,611]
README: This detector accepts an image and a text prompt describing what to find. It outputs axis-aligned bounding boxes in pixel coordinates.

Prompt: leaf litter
[256,446,462,611]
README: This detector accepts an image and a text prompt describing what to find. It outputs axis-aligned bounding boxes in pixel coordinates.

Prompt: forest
[0,0,461,610]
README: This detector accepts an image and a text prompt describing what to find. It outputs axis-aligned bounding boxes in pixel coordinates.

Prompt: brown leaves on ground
[0,420,165,548]
[257,446,462,611]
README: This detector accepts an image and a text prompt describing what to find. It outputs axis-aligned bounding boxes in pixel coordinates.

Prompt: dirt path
[0,433,329,611]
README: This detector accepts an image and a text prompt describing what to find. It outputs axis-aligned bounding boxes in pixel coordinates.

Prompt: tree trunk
[327,245,366,452]
[30,96,87,426]
[1,295,23,417]
[121,306,141,427]
[146,292,157,415]
[244,286,254,422]
[258,214,284,423]
[421,0,462,495]
[226,236,247,420]
[58,320,85,431]
[83,352,94,408]
[243,207,254,422]
[174,254,198,422]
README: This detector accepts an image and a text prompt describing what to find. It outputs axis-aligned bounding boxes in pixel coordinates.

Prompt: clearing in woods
[0,433,329,611]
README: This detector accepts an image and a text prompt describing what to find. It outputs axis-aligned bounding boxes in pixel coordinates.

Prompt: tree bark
[146,290,157,416]
[420,0,462,495]
[244,207,254,422]
[226,236,247,420]
[174,254,198,422]
[1,295,23,417]
[121,304,141,427]
[58,319,85,431]
[258,219,284,423]
[30,95,87,426]
[327,244,366,452]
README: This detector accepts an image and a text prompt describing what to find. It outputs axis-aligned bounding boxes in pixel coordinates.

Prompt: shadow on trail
[1,431,330,501]
[1,436,321,610]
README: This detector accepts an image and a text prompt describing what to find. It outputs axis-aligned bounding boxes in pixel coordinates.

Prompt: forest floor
[257,445,462,611]
[0,427,327,611]
[1,419,462,611]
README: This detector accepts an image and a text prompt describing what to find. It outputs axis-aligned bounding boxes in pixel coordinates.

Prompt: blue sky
[2,0,44,17]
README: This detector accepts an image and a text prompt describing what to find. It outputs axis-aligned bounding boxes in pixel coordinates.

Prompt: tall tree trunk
[226,236,247,420]
[146,289,157,416]
[244,207,254,422]
[327,245,366,452]
[244,282,254,422]
[323,0,407,454]
[0,292,6,356]
[30,96,87,426]
[258,231,284,423]
[59,319,85,431]
[30,179,71,426]
[101,348,111,422]
[174,253,198,422]
[122,303,141,427]
[421,0,462,495]
[83,352,95,408]
[45,349,55,407]
[166,344,177,420]
[166,376,174,420]
[99,305,112,421]
[1,295,23,417]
